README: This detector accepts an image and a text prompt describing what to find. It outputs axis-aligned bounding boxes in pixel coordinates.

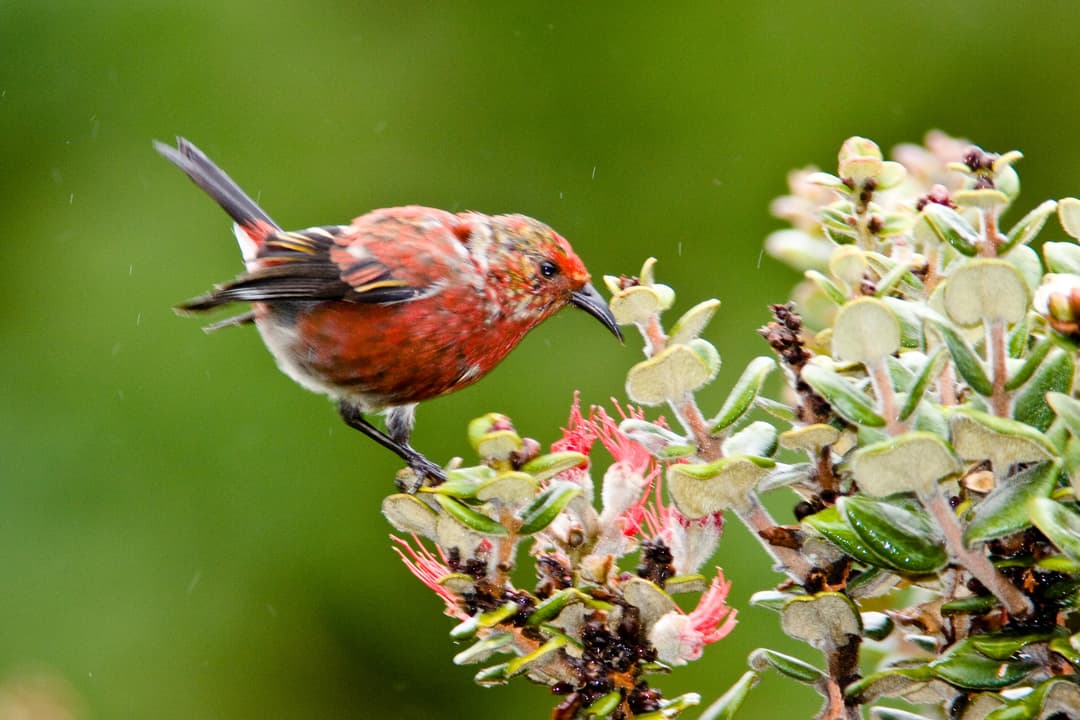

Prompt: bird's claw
[396,454,447,492]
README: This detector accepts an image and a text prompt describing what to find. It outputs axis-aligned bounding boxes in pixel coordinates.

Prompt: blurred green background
[4,2,1080,718]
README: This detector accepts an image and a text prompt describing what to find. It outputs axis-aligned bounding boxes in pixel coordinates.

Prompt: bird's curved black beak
[571,283,623,341]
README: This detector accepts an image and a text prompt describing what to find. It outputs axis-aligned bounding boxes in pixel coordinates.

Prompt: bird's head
[481,214,621,340]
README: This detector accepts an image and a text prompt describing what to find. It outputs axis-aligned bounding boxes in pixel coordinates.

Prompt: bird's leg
[337,401,446,485]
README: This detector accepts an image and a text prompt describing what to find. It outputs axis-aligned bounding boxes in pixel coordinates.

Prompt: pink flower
[648,568,737,666]
[390,534,467,619]
[632,476,723,575]
[551,391,598,457]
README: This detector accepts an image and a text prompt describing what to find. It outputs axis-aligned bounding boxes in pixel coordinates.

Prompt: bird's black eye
[539,260,559,279]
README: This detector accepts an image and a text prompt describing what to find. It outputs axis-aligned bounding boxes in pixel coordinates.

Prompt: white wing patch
[233,223,259,268]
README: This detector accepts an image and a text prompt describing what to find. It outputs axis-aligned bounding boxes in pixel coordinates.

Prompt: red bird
[156,138,620,482]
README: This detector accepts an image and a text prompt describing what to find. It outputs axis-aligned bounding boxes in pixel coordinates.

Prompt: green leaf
[845,666,934,703]
[1043,241,1080,275]
[805,269,848,304]
[452,631,515,665]
[626,340,720,405]
[1030,497,1080,562]
[526,588,612,627]
[667,456,773,517]
[620,418,687,458]
[583,691,622,717]
[1013,348,1074,430]
[850,433,961,497]
[621,578,677,627]
[698,672,758,720]
[971,631,1057,661]
[862,611,894,641]
[1060,197,1080,239]
[1047,391,1080,439]
[1003,243,1043,296]
[520,451,588,481]
[1007,314,1031,359]
[381,493,439,538]
[944,260,1028,327]
[866,252,924,296]
[820,204,857,238]
[964,461,1062,544]
[432,494,508,536]
[1004,336,1052,390]
[423,465,497,498]
[899,347,946,421]
[870,710,935,720]
[840,495,947,573]
[1003,199,1057,253]
[949,408,1056,468]
[801,363,885,427]
[780,592,862,649]
[516,481,582,535]
[803,506,889,568]
[929,638,1037,689]
[832,298,902,364]
[721,421,777,458]
[473,662,511,686]
[874,260,916,298]
[504,635,569,676]
[922,202,980,255]
[882,296,925,349]
[755,396,797,421]
[748,590,799,612]
[668,298,722,346]
[748,648,823,683]
[930,319,993,396]
[941,595,998,615]
[710,356,776,432]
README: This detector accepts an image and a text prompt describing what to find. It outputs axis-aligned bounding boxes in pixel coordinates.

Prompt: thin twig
[922,487,1031,618]
[988,319,1010,417]
[737,496,812,584]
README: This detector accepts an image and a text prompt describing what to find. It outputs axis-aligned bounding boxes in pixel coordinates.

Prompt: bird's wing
[177,207,477,315]
[176,225,425,314]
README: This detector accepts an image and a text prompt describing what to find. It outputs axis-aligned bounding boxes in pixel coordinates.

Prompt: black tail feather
[174,263,352,314]
[154,137,280,231]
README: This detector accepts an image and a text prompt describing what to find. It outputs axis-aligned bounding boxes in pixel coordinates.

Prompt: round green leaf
[382,493,438,538]
[626,340,720,405]
[950,409,1055,477]
[780,592,862,649]
[944,260,1028,327]
[667,457,772,517]
[621,577,677,628]
[1043,241,1080,275]
[850,432,961,497]
[1059,197,1080,240]
[832,298,901,365]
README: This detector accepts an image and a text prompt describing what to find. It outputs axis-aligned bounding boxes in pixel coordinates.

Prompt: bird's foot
[395,454,447,493]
